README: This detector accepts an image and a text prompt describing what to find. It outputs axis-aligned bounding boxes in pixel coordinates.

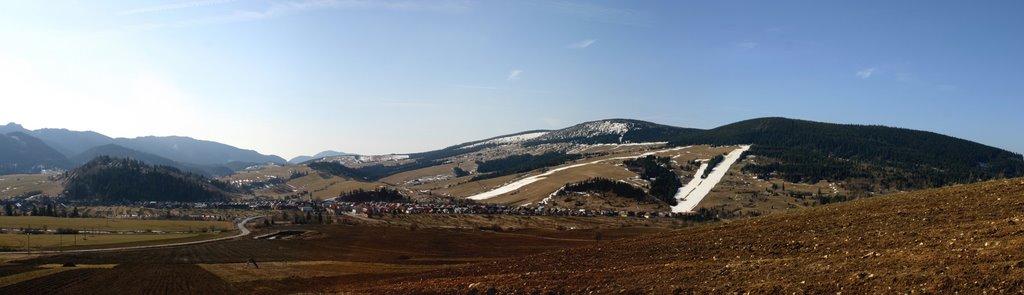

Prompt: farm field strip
[671,145,751,212]
[0,216,234,232]
[0,216,261,254]
[0,233,215,251]
[0,264,116,288]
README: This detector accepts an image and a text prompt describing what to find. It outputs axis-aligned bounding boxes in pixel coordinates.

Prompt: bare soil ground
[350,178,1024,294]
[0,215,673,294]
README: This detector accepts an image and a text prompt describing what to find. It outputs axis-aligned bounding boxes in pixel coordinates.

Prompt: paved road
[0,216,265,255]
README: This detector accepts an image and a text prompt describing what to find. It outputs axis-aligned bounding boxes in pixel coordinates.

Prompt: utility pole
[25,230,30,254]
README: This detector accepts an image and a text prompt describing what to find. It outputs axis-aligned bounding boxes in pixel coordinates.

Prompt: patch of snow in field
[671,145,752,213]
[463,131,549,149]
[570,142,668,153]
[467,146,693,201]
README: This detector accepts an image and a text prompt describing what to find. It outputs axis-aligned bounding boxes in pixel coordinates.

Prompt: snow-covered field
[671,145,752,213]
[463,131,549,149]
[467,146,694,201]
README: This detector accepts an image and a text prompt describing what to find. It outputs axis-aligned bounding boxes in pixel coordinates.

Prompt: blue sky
[1,1,1021,159]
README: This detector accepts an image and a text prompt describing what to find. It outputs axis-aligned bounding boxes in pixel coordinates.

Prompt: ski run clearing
[467,145,697,201]
[467,144,752,210]
[671,145,752,213]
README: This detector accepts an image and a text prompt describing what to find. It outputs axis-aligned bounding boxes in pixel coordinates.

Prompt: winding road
[0,215,265,255]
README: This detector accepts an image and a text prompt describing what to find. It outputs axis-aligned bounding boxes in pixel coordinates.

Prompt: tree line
[337,187,407,203]
[556,178,648,201]
[624,156,680,205]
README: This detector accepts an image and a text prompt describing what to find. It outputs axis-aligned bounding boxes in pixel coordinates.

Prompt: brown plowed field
[0,219,671,294]
[0,264,235,294]
[351,179,1024,294]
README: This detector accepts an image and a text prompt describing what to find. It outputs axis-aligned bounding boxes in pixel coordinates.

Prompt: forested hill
[63,156,232,202]
[670,117,1024,189]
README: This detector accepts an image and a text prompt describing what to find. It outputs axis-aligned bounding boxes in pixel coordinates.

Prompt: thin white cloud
[507,69,523,81]
[855,68,876,79]
[737,42,758,49]
[118,0,237,15]
[569,39,597,49]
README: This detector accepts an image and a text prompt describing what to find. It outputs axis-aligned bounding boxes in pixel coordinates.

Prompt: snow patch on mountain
[463,131,549,149]
[547,121,630,140]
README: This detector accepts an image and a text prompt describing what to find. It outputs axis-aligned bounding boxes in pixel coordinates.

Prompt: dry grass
[271,174,384,199]
[697,155,850,216]
[0,174,63,199]
[379,163,458,186]
[0,216,234,232]
[222,165,311,183]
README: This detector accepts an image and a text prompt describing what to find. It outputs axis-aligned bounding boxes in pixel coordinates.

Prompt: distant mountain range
[3,118,1023,195]
[289,150,358,164]
[0,132,71,175]
[0,122,284,175]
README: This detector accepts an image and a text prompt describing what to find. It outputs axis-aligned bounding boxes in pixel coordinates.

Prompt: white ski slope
[671,145,751,213]
[467,146,693,201]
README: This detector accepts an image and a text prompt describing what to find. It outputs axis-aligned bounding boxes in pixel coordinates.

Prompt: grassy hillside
[362,178,1024,293]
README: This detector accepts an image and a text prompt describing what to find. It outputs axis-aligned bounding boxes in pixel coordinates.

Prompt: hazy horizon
[2,1,1022,159]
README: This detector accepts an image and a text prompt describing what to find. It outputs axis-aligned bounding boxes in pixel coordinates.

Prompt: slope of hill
[528,119,702,145]
[114,136,285,165]
[63,156,231,202]
[72,144,180,168]
[289,150,357,164]
[0,122,30,134]
[2,122,285,168]
[29,128,115,157]
[0,132,72,174]
[362,178,1024,293]
[71,144,235,177]
[670,117,1024,189]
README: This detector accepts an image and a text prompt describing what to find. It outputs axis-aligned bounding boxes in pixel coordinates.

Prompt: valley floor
[0,214,674,294]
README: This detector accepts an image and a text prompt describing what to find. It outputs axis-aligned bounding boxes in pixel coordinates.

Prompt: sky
[1,1,1022,159]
